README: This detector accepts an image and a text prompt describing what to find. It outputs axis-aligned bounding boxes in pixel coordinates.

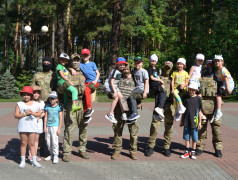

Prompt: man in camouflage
[111,65,139,160]
[62,53,89,162]
[30,56,57,156]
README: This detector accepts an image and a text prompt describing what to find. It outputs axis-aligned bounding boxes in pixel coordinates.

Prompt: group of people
[14,49,234,168]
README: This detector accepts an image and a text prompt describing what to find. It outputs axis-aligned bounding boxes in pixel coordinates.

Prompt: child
[203,60,214,77]
[104,57,128,123]
[56,53,81,113]
[28,86,45,162]
[212,55,234,121]
[44,91,63,164]
[127,56,149,124]
[14,86,42,168]
[147,54,166,121]
[171,58,189,121]
[80,48,100,123]
[180,82,202,160]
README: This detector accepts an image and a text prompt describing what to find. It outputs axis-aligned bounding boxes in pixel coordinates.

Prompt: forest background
[0,0,237,98]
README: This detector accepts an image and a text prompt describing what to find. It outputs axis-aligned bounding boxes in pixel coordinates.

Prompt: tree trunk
[13,4,20,75]
[4,0,9,71]
[110,0,123,65]
[56,4,65,56]
[52,22,55,58]
[66,2,72,55]
[100,32,105,72]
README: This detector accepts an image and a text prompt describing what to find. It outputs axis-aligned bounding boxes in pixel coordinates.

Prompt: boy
[147,54,166,121]
[44,91,63,164]
[56,53,81,112]
[127,56,149,124]
[180,82,202,160]
[80,48,100,123]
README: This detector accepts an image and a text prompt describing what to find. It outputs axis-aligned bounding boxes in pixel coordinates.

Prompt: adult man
[62,53,89,162]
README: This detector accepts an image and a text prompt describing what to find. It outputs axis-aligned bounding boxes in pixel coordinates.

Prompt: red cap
[81,48,90,55]
[20,86,33,95]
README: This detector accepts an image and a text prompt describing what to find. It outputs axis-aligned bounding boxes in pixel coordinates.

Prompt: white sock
[19,156,26,168]
[217,109,221,114]
[21,156,25,162]
[32,156,41,167]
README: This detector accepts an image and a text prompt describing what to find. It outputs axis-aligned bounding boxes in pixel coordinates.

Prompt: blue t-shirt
[45,103,63,127]
[80,62,100,83]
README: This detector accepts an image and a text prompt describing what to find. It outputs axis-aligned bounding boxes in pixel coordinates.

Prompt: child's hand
[227,89,232,95]
[92,80,97,85]
[70,69,77,76]
[57,129,61,136]
[44,128,47,134]
[143,92,147,99]
[69,80,74,86]
[198,124,202,129]
[160,80,164,85]
[180,84,185,89]
[25,109,32,115]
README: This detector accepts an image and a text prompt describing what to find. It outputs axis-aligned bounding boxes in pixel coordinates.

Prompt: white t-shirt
[36,101,45,134]
[17,101,40,133]
[103,69,122,93]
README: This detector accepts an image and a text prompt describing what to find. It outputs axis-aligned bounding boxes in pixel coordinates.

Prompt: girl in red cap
[14,86,42,168]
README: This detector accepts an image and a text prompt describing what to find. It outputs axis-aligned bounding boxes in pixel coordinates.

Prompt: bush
[16,70,34,91]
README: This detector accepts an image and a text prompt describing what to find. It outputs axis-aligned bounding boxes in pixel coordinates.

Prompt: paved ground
[0,102,238,180]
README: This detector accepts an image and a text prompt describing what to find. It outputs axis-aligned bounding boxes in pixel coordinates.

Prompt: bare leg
[109,93,119,115]
[216,95,222,110]
[185,140,190,149]
[19,133,28,156]
[28,133,36,157]
[192,140,196,150]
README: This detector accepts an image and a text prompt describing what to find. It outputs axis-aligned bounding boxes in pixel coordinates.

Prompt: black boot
[215,150,222,158]
[196,149,203,156]
[145,147,154,157]
[164,149,171,157]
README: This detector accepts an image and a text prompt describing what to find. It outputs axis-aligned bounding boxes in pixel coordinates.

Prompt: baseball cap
[134,56,143,62]
[59,53,70,60]
[196,53,205,61]
[177,58,186,65]
[20,86,33,95]
[150,54,158,63]
[116,57,128,65]
[71,53,80,60]
[188,82,198,90]
[81,48,90,55]
[49,91,58,98]
[214,55,223,61]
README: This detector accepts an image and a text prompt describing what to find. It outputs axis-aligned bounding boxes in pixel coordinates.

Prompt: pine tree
[0,70,19,99]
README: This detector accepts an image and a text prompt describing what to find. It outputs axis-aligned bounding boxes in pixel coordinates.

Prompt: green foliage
[0,70,19,99]
[16,70,33,91]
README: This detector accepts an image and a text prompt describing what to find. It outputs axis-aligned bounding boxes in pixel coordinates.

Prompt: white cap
[177,58,186,65]
[188,82,199,90]
[196,53,205,61]
[59,53,70,60]
[49,91,58,98]
[150,54,158,63]
[214,55,223,61]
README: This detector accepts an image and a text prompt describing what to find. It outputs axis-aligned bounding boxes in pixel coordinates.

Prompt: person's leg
[84,82,92,112]
[46,127,52,156]
[109,93,119,115]
[19,133,28,168]
[211,118,223,157]
[52,126,59,163]
[196,117,208,153]
[28,133,41,167]
[158,91,167,109]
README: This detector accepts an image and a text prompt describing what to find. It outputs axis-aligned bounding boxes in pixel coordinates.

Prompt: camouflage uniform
[62,70,87,156]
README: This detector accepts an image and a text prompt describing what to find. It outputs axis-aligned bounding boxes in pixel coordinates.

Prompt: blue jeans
[183,126,198,142]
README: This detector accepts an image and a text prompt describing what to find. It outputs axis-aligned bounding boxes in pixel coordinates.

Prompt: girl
[28,86,45,162]
[14,86,41,168]
[213,55,234,121]
[171,58,189,121]
[104,57,128,123]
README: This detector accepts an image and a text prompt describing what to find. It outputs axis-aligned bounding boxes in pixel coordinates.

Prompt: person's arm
[14,105,25,119]
[68,68,77,76]
[59,70,74,86]
[198,110,202,129]
[188,66,195,78]
[41,110,45,118]
[57,111,63,136]
[44,111,48,133]
[143,79,149,99]
[224,77,231,94]
[110,78,117,97]
[171,78,175,93]
[150,75,164,84]
[30,108,41,117]
[92,69,100,84]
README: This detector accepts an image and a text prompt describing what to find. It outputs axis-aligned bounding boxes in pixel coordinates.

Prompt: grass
[223,95,238,102]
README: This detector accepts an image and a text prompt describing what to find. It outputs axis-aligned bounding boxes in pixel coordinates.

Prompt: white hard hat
[177,58,186,65]
[196,53,205,61]
[188,82,199,90]
[214,55,223,61]
[59,53,70,60]
[150,54,158,63]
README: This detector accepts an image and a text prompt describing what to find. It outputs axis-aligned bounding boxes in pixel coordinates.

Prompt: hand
[143,93,147,99]
[56,129,61,136]
[160,80,164,85]
[25,109,32,116]
[198,124,202,129]
[227,89,232,95]
[69,80,74,86]
[44,128,47,134]
[71,69,77,76]
[180,84,185,89]
[92,80,97,85]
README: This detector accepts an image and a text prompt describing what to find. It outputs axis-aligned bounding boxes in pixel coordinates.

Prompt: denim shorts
[183,126,198,142]
[220,80,235,92]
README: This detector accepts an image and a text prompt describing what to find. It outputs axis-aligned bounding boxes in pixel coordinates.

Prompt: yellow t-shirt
[171,70,189,89]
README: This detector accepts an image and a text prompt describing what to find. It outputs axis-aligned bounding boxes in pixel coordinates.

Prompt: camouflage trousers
[148,100,174,149]
[62,99,88,155]
[112,104,138,153]
[197,114,223,151]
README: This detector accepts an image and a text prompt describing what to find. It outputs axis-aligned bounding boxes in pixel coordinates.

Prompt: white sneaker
[19,161,26,168]
[32,161,41,168]
[178,104,186,114]
[105,114,117,123]
[155,107,164,118]
[53,156,59,164]
[152,114,164,122]
[174,111,182,122]
[44,155,52,161]
[214,111,223,121]
[121,113,127,121]
[202,115,206,120]
[210,111,216,124]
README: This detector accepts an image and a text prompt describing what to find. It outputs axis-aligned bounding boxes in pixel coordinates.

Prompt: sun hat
[150,54,158,63]
[134,56,143,62]
[214,55,223,61]
[196,53,205,61]
[59,53,70,60]
[20,86,33,95]
[71,53,80,60]
[49,91,58,98]
[188,82,199,90]
[32,86,42,92]
[81,48,90,55]
[116,57,128,65]
[177,58,186,65]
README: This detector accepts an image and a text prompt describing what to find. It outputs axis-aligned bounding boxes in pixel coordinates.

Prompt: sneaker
[105,114,117,123]
[84,109,94,117]
[19,161,26,168]
[190,151,197,160]
[178,104,186,114]
[44,155,52,161]
[79,151,90,159]
[174,111,182,122]
[215,150,222,158]
[202,115,207,120]
[28,156,33,162]
[36,156,41,162]
[130,152,137,160]
[145,147,154,157]
[126,119,137,124]
[32,161,42,168]
[127,113,140,121]
[111,151,120,160]
[180,151,190,159]
[152,114,164,122]
[72,104,82,113]
[62,155,70,162]
[53,156,59,164]
[155,107,164,118]
[121,113,127,121]
[164,149,171,157]
[214,111,223,121]
[196,149,203,156]
[84,117,92,124]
